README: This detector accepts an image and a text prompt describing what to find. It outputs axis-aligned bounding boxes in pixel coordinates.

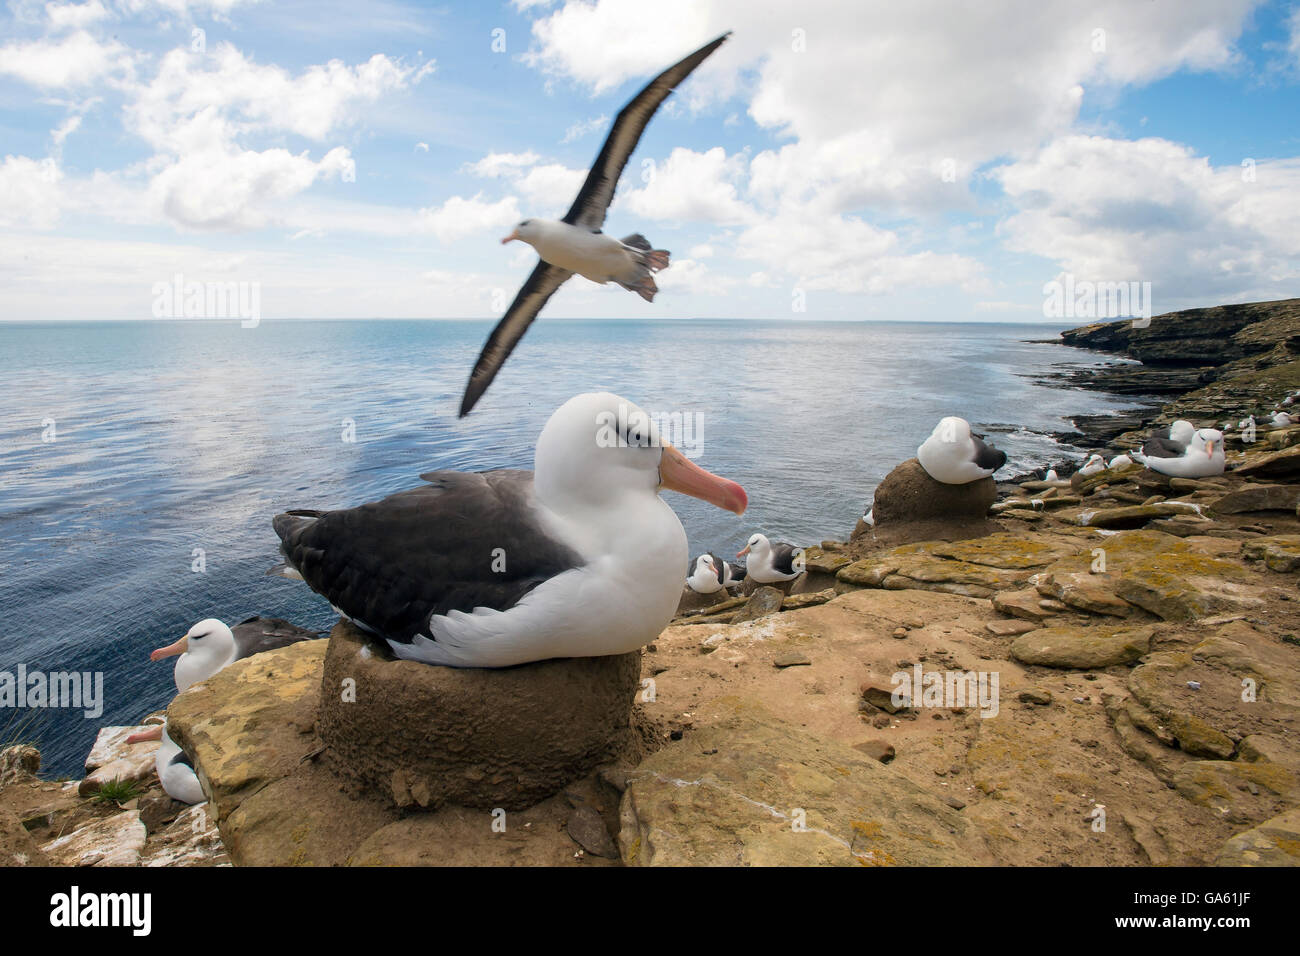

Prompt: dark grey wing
[273,469,584,644]
[562,33,730,230]
[707,551,725,585]
[971,435,1007,472]
[170,749,194,771]
[771,543,801,576]
[1142,435,1187,458]
[459,260,572,417]
[622,233,651,251]
[230,615,324,661]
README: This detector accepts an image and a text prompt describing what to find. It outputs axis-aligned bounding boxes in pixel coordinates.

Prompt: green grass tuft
[92,778,142,804]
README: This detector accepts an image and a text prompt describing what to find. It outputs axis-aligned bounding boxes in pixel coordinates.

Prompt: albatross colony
[273,392,747,668]
[459,32,731,417]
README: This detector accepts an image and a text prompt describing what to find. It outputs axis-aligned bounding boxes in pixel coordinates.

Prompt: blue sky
[1,0,1298,322]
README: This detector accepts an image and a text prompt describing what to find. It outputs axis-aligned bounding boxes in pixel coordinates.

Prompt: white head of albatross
[274,391,746,668]
[149,619,238,694]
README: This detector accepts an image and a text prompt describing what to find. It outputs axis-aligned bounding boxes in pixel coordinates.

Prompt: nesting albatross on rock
[459,33,731,416]
[128,616,323,804]
[274,392,747,667]
[916,417,1007,485]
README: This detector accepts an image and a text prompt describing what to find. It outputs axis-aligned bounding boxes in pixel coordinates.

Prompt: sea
[0,317,1145,776]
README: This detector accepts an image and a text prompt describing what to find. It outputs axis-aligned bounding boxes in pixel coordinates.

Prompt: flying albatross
[273,392,747,667]
[459,32,731,417]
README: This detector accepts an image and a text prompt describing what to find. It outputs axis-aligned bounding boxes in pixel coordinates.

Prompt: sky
[1,0,1298,322]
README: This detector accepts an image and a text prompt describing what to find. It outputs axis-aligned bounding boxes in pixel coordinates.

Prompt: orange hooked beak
[1206,440,1216,458]
[125,726,164,744]
[659,444,747,515]
[736,545,750,558]
[501,230,520,245]
[150,635,188,662]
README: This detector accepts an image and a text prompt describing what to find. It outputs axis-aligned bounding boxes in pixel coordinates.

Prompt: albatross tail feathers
[621,233,670,272]
[620,272,659,303]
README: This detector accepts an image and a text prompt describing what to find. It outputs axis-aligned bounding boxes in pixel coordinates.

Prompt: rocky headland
[4,297,1299,867]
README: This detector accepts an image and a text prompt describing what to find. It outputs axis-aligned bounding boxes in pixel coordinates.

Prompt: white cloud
[561,113,607,143]
[515,162,586,210]
[736,208,983,295]
[0,29,133,88]
[524,0,724,95]
[128,44,431,148]
[653,256,736,296]
[997,135,1300,305]
[523,0,1259,218]
[465,151,542,178]
[116,43,432,229]
[149,145,355,229]
[45,1,110,30]
[618,146,752,225]
[417,193,521,243]
[0,155,64,228]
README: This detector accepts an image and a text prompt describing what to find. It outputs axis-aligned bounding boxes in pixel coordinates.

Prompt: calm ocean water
[0,318,1140,775]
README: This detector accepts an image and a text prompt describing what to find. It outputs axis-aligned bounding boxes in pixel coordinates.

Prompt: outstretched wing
[273,470,584,643]
[459,260,572,417]
[563,33,730,230]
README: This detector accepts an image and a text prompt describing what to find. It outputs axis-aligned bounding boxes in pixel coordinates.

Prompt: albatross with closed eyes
[459,32,731,416]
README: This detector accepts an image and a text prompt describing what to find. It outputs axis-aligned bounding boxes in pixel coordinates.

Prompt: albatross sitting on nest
[916,416,1007,485]
[273,392,747,668]
[128,616,323,804]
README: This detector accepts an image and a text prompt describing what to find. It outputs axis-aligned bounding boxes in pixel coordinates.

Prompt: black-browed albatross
[273,392,747,667]
[459,32,731,417]
[126,616,322,804]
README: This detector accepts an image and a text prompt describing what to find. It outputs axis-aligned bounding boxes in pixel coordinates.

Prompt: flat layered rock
[929,534,1076,569]
[1215,808,1300,865]
[1073,502,1206,529]
[79,726,161,797]
[992,587,1056,621]
[1035,571,1134,617]
[800,546,853,575]
[1111,553,1262,621]
[618,698,993,866]
[732,586,785,624]
[1235,444,1300,480]
[1173,760,1299,826]
[1210,485,1300,514]
[1011,625,1152,668]
[1241,535,1300,572]
[41,810,148,867]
